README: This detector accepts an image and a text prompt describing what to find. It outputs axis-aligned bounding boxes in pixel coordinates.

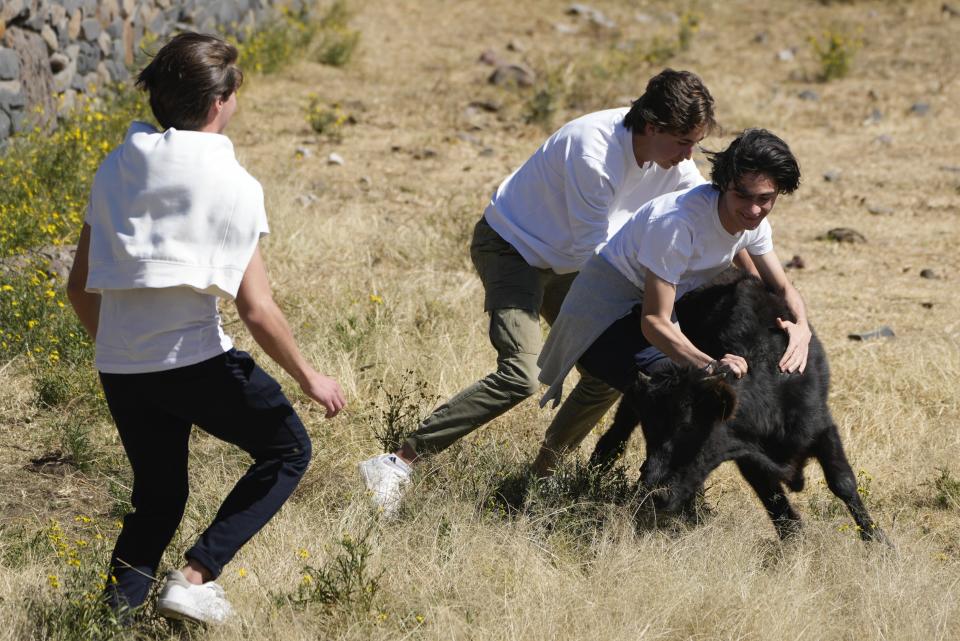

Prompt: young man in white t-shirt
[67,33,345,624]
[359,70,756,513]
[537,129,810,448]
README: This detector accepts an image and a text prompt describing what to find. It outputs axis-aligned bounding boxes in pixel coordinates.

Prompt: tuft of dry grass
[2,0,959,638]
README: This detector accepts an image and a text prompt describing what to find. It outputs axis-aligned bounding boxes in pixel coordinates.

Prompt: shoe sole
[157,599,206,624]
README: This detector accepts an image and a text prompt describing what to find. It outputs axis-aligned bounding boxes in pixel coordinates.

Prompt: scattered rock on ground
[874,134,893,146]
[566,3,616,28]
[468,99,500,112]
[327,152,345,166]
[823,169,842,182]
[506,39,524,52]
[489,63,536,88]
[784,255,805,269]
[867,204,894,215]
[944,3,960,18]
[910,102,931,116]
[294,145,312,158]
[798,89,819,101]
[862,108,883,125]
[456,131,481,145]
[940,165,960,173]
[920,268,939,279]
[921,302,934,309]
[847,326,895,341]
[296,193,318,207]
[26,450,78,475]
[818,228,867,243]
[0,244,75,279]
[777,48,795,61]
[478,49,500,66]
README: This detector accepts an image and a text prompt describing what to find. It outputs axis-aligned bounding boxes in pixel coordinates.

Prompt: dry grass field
[2,0,960,639]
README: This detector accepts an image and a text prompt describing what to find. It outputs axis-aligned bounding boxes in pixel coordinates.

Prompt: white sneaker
[156,570,233,624]
[358,453,412,518]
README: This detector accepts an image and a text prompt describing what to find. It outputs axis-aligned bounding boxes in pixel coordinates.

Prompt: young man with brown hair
[359,69,750,512]
[68,32,345,624]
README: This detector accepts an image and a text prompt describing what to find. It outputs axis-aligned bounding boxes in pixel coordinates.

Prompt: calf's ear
[695,377,738,423]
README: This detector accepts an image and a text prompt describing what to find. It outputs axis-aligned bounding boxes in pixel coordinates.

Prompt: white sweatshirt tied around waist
[85,121,268,300]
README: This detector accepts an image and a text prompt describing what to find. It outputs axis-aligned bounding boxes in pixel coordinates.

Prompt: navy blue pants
[99,349,311,611]
[578,309,673,392]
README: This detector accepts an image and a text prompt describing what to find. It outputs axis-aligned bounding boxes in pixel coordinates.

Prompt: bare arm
[751,250,811,373]
[235,246,346,417]
[733,248,760,277]
[639,269,748,377]
[66,223,100,339]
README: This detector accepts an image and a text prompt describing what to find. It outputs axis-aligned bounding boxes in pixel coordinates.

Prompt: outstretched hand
[301,372,346,418]
[777,317,811,374]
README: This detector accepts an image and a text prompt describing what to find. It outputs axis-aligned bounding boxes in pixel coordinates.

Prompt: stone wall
[0,0,305,143]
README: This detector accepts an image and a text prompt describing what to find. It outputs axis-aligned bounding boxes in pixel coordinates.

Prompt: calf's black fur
[589,268,886,542]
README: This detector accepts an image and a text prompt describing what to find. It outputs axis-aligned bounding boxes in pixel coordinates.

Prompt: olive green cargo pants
[404,217,620,457]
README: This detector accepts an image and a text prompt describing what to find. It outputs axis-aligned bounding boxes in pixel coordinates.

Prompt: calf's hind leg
[815,425,888,543]
[735,459,802,539]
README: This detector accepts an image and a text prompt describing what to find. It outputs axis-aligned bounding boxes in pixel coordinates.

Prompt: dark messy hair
[707,128,801,194]
[136,32,243,131]
[623,69,717,136]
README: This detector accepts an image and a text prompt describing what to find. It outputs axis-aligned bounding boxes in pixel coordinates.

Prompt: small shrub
[305,96,353,140]
[0,266,90,362]
[60,420,97,474]
[331,293,388,355]
[0,524,47,569]
[314,0,361,67]
[286,527,382,616]
[0,87,149,259]
[677,10,701,52]
[234,6,318,74]
[809,28,860,81]
[645,36,677,65]
[930,468,960,510]
[523,459,638,536]
[23,518,163,640]
[524,64,575,129]
[367,371,439,452]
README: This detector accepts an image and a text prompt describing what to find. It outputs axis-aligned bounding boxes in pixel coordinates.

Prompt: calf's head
[628,367,738,510]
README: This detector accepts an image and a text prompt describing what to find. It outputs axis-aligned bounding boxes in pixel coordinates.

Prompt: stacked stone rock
[0,0,305,143]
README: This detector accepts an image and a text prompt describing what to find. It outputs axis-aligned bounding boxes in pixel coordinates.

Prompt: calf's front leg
[735,458,802,540]
[589,393,642,473]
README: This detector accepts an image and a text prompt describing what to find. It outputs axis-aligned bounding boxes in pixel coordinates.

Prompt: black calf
[589,269,887,542]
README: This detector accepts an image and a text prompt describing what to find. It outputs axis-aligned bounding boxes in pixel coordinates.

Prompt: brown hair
[136,32,243,131]
[707,128,801,194]
[623,69,716,136]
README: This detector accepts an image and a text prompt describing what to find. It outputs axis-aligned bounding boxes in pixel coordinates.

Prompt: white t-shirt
[600,183,774,299]
[86,122,268,300]
[85,122,267,374]
[95,288,233,374]
[483,108,705,274]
